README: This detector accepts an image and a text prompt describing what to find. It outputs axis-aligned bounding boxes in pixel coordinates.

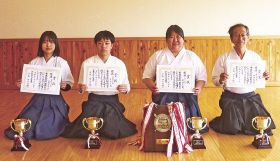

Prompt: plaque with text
[226,60,266,88]
[20,64,61,95]
[156,65,195,93]
[84,65,120,92]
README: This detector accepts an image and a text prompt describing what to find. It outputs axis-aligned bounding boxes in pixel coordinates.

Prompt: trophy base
[191,137,206,149]
[85,138,101,149]
[11,139,32,151]
[252,137,272,149]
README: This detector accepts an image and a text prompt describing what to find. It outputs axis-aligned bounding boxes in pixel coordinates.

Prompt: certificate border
[226,60,266,88]
[156,65,195,93]
[84,64,121,92]
[20,64,62,95]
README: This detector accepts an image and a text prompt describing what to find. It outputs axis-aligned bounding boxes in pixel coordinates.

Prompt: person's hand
[78,84,87,94]
[16,79,22,88]
[151,86,159,94]
[60,81,67,89]
[193,87,202,95]
[263,71,270,80]
[219,73,228,85]
[117,84,128,94]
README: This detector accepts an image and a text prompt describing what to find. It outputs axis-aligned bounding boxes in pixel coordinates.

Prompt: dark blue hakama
[152,93,209,133]
[4,94,70,140]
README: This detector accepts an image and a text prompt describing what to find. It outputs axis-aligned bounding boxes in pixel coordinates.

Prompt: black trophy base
[85,138,101,149]
[11,139,32,151]
[252,137,272,149]
[191,137,206,149]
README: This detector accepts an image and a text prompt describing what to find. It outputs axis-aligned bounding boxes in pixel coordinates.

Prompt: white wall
[1,0,280,38]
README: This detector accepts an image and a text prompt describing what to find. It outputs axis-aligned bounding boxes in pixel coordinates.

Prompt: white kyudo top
[30,56,74,86]
[78,55,130,95]
[212,48,263,94]
[142,47,207,82]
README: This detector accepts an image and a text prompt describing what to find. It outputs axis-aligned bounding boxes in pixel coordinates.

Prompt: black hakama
[210,90,276,135]
[62,93,137,139]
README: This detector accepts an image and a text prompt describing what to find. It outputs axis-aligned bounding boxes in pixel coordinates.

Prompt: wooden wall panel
[275,39,280,81]
[1,36,280,89]
[59,39,95,85]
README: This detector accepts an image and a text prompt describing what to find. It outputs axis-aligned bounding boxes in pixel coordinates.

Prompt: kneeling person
[209,23,276,135]
[62,30,137,139]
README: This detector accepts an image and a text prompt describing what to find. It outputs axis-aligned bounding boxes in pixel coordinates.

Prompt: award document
[84,64,120,92]
[156,65,195,93]
[20,64,62,95]
[226,60,266,88]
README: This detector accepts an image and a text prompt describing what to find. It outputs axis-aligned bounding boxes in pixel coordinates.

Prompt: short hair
[94,30,115,44]
[228,23,250,38]
[166,25,184,39]
[37,31,60,57]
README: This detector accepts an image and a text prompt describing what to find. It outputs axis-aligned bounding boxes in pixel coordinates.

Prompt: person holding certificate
[142,25,208,133]
[62,30,137,139]
[4,31,74,140]
[210,23,276,135]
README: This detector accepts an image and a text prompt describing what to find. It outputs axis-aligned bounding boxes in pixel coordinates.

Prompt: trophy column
[10,118,32,151]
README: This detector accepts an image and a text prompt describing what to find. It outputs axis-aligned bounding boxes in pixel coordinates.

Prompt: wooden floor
[0,87,279,161]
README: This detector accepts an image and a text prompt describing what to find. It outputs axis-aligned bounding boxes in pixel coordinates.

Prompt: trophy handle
[186,118,195,130]
[266,117,272,130]
[201,118,207,130]
[10,120,16,131]
[25,119,32,131]
[95,118,104,130]
[251,117,258,130]
[82,118,91,131]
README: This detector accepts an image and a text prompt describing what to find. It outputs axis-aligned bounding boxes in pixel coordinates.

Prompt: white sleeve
[29,57,38,65]
[212,56,225,86]
[78,61,85,84]
[142,52,157,80]
[193,55,207,82]
[121,62,131,93]
[61,60,74,86]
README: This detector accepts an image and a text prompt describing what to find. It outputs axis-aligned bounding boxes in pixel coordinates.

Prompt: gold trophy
[82,117,104,149]
[10,118,32,151]
[252,116,272,149]
[186,117,207,149]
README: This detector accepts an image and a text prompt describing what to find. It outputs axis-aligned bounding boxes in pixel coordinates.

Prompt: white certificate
[156,65,195,93]
[84,64,120,92]
[226,60,266,88]
[20,64,62,95]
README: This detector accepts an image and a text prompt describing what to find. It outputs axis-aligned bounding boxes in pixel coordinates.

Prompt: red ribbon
[139,102,192,157]
[139,102,155,150]
[87,133,101,148]
[167,102,192,157]
[14,134,29,151]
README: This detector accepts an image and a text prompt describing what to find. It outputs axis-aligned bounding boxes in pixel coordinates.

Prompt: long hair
[37,31,60,57]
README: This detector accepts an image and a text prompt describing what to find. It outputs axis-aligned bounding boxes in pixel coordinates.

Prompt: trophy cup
[186,117,207,149]
[10,118,32,151]
[252,116,272,149]
[82,117,104,149]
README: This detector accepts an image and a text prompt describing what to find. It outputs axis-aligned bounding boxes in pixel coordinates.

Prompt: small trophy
[186,117,207,149]
[10,118,32,151]
[82,117,104,149]
[252,116,272,149]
